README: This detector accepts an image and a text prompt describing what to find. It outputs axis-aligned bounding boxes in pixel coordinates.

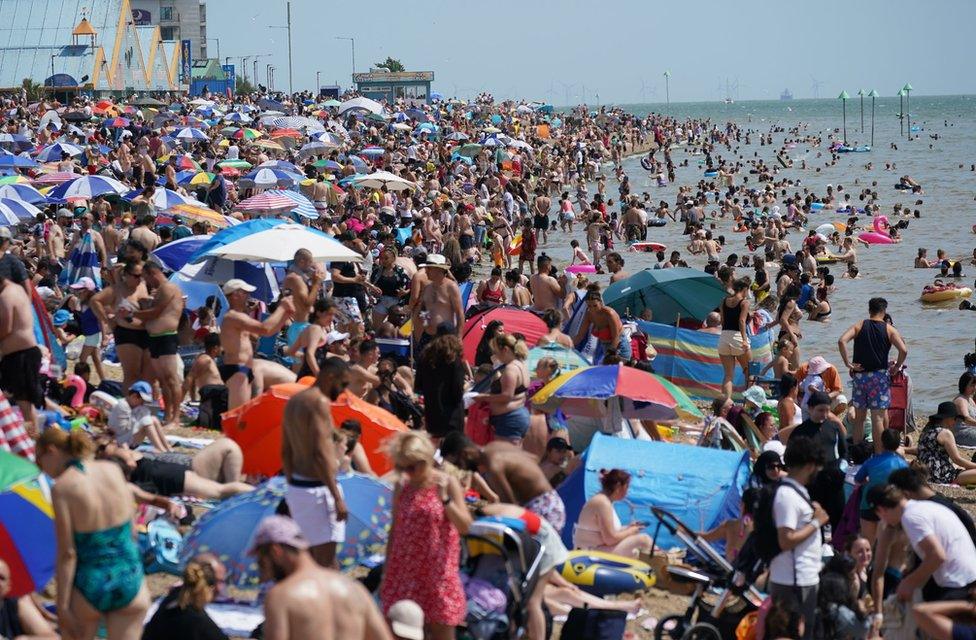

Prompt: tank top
[852,319,891,372]
[481,281,504,304]
[721,297,742,331]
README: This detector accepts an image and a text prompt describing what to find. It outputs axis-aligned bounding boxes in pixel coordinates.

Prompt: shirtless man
[282,249,325,345]
[102,211,125,259]
[459,439,567,534]
[131,261,185,426]
[47,208,71,264]
[129,215,160,253]
[348,339,381,398]
[219,280,294,410]
[183,332,222,402]
[411,254,463,347]
[282,357,349,569]
[528,255,562,315]
[605,252,629,283]
[533,188,552,244]
[252,515,391,640]
[621,199,644,242]
[0,273,43,427]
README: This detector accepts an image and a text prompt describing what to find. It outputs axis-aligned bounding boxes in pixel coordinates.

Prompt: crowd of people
[0,78,972,640]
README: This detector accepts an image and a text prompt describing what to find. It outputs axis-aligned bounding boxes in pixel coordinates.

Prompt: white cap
[326,330,350,345]
[69,276,98,291]
[388,600,424,640]
[222,278,256,294]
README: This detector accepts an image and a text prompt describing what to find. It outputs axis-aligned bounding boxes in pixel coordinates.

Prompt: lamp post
[316,71,322,96]
[206,37,220,61]
[903,83,913,141]
[335,37,355,82]
[663,70,671,108]
[267,3,293,94]
[898,88,905,137]
[857,89,864,133]
[241,56,250,84]
[868,89,879,148]
[838,90,850,145]
[267,64,273,91]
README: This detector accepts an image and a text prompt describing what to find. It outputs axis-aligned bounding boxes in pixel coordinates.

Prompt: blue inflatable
[560,550,656,596]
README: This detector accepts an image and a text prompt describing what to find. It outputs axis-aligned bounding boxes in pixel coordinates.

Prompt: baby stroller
[650,507,764,640]
[460,517,547,640]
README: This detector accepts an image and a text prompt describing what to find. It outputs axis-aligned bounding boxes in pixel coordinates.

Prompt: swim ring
[566,264,597,275]
[647,218,667,227]
[859,216,895,245]
[920,282,973,304]
[640,157,653,171]
[810,202,826,211]
[703,170,718,178]
[560,550,656,596]
[837,146,871,153]
[631,242,667,253]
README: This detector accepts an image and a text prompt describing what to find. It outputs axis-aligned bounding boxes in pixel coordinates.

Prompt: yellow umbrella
[253,139,285,152]
[169,204,230,228]
[188,172,216,186]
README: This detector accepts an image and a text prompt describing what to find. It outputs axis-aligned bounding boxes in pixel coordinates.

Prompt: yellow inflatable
[920,285,972,304]
[560,550,656,596]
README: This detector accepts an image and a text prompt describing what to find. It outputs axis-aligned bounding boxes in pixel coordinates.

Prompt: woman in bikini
[573,290,631,362]
[474,333,532,446]
[89,260,150,392]
[476,267,506,306]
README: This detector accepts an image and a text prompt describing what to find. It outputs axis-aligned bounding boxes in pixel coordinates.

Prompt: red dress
[380,482,466,626]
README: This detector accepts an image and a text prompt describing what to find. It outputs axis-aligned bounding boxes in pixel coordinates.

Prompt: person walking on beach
[718,276,752,401]
[837,297,908,450]
[282,357,349,569]
[252,515,392,640]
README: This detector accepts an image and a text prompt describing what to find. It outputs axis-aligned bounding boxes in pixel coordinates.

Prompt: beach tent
[636,320,774,400]
[556,433,750,550]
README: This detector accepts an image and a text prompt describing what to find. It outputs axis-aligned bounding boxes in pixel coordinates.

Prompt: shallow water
[533,96,976,408]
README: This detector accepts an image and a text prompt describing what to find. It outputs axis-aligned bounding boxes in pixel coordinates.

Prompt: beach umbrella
[176,170,215,187]
[203,223,362,263]
[152,234,212,271]
[338,96,384,116]
[269,128,302,140]
[350,171,417,192]
[0,452,55,597]
[231,127,262,141]
[173,256,279,304]
[258,160,302,173]
[321,99,341,108]
[0,153,39,169]
[457,143,482,158]
[188,218,287,263]
[35,142,83,162]
[311,159,342,171]
[235,191,298,215]
[0,183,47,204]
[271,116,325,132]
[461,306,548,364]
[103,116,131,128]
[0,133,32,152]
[0,198,42,225]
[532,364,678,421]
[133,96,166,107]
[160,154,202,171]
[181,474,391,587]
[263,189,317,219]
[345,155,368,172]
[48,175,128,200]
[526,344,590,374]
[122,187,204,211]
[651,374,704,421]
[167,203,231,228]
[216,159,252,170]
[446,131,469,142]
[31,171,78,186]
[174,127,208,141]
[358,147,385,157]
[252,139,285,152]
[404,108,428,123]
[239,167,302,190]
[602,267,727,324]
[903,83,913,141]
[297,141,331,158]
[312,131,344,147]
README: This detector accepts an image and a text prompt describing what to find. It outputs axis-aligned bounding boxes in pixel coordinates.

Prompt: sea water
[539,95,976,407]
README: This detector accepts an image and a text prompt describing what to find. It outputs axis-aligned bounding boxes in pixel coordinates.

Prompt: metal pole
[842,100,847,144]
[242,57,249,83]
[316,71,321,96]
[267,65,272,91]
[906,91,910,141]
[286,1,293,94]
[871,97,875,148]
[351,38,356,76]
[665,76,669,107]
[859,94,864,133]
[900,93,904,137]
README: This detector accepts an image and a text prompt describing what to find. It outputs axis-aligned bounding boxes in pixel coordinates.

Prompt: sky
[208,0,976,104]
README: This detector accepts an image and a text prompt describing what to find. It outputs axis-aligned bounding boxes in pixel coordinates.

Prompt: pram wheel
[680,622,721,640]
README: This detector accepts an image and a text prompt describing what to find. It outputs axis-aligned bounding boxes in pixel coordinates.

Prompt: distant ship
[780,89,793,101]
[723,97,734,104]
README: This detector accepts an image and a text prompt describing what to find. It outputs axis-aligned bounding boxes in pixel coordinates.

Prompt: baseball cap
[0,227,11,240]
[247,515,309,555]
[69,276,98,292]
[222,278,256,295]
[387,600,424,640]
[128,381,153,403]
[52,309,71,326]
[326,330,350,345]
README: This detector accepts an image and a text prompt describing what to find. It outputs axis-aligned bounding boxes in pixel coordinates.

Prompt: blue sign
[180,39,192,83]
[221,64,235,86]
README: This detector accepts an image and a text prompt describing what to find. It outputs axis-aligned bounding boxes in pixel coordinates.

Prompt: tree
[235,77,256,95]
[21,78,45,101]
[374,57,405,73]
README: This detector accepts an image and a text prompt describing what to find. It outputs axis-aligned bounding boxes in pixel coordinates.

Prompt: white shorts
[285,482,346,546]
[717,330,748,357]
[83,332,101,348]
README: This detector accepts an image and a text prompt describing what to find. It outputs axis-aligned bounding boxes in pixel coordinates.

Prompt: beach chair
[738,414,768,459]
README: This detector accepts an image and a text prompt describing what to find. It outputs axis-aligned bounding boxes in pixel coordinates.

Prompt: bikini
[218,363,254,383]
[68,461,144,613]
[481,281,505,304]
[488,366,531,440]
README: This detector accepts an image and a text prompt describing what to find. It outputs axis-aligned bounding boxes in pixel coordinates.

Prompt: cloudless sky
[208,0,976,104]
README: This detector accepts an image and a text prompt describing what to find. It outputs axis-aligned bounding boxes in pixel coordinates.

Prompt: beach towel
[64,231,102,288]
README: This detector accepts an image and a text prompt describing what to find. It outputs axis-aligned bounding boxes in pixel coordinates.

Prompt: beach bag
[832,484,862,552]
[559,607,626,640]
[139,518,183,575]
[466,401,493,446]
[197,384,228,430]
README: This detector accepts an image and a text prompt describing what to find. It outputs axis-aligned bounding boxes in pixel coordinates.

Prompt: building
[353,70,433,105]
[130,0,207,60]
[0,0,184,94]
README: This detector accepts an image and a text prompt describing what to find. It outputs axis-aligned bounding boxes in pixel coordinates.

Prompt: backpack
[139,518,183,575]
[734,480,813,583]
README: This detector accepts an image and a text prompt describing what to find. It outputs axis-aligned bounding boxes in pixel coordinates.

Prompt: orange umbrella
[270,128,302,139]
[222,383,406,476]
[168,203,230,228]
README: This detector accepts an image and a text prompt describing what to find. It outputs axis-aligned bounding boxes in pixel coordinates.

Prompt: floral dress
[917,426,960,484]
[380,482,466,626]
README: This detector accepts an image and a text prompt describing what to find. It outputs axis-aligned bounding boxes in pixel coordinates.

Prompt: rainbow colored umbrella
[160,154,202,171]
[651,374,704,421]
[532,364,679,421]
[526,344,590,374]
[0,452,55,597]
[231,128,263,141]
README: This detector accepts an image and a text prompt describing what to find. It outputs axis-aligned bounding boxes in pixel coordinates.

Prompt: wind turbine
[810,75,823,99]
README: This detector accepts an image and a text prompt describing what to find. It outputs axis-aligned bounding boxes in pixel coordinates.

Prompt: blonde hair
[36,428,94,459]
[385,431,435,468]
[493,332,528,360]
[178,560,216,610]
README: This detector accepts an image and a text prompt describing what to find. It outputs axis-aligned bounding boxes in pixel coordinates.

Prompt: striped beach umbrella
[235,191,298,215]
[102,116,131,128]
[0,153,40,169]
[174,127,208,141]
[168,203,232,228]
[0,452,55,597]
[231,128,263,141]
[32,171,79,186]
[0,198,42,225]
[0,134,33,152]
[532,364,679,421]
[123,188,204,211]
[48,175,128,200]
[239,167,301,189]
[35,142,84,161]
[223,112,251,124]
[264,189,318,219]
[216,159,252,170]
[0,183,47,204]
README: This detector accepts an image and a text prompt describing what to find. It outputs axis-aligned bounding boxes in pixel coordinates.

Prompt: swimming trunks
[148,331,179,358]
[130,457,187,496]
[113,325,149,350]
[218,363,254,384]
[0,346,43,407]
[73,520,143,612]
[523,489,566,534]
[285,475,346,546]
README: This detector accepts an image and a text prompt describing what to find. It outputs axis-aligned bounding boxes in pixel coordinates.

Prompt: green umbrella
[526,344,589,375]
[0,450,38,491]
[602,267,727,324]
[217,159,252,169]
[322,99,341,108]
[457,143,483,158]
[652,374,703,421]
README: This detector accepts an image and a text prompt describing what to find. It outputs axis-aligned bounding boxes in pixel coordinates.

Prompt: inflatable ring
[640,157,653,171]
[560,550,656,596]
[920,285,972,304]
[631,242,666,253]
[566,264,597,275]
[703,170,718,178]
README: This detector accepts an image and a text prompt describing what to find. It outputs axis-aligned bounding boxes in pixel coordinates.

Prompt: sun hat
[742,386,767,407]
[69,276,98,292]
[929,401,962,422]
[422,254,450,270]
[806,356,830,375]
